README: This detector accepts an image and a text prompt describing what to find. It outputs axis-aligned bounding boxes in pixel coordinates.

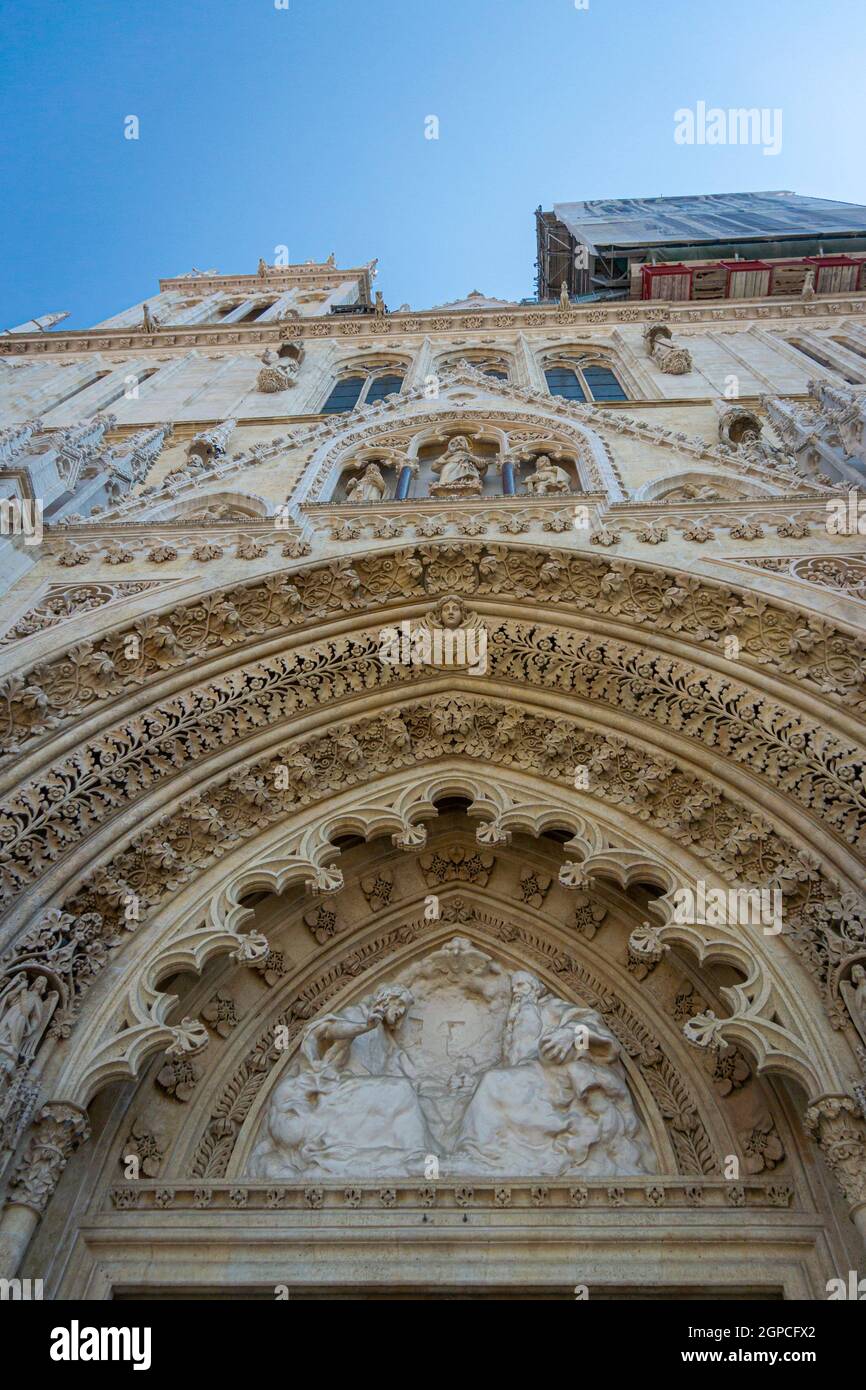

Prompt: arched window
[544,358,628,402]
[582,366,627,400]
[320,367,405,413]
[321,376,366,413]
[544,367,586,401]
[364,373,404,404]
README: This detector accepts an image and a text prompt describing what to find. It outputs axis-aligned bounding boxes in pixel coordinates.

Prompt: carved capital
[7,1102,89,1215]
[804,1094,866,1210]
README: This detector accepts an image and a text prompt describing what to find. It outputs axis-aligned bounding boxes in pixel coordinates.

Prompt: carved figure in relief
[523,454,572,496]
[0,974,58,1093]
[643,323,692,375]
[345,462,387,503]
[840,962,866,1046]
[249,938,656,1179]
[454,969,656,1176]
[256,348,299,394]
[249,984,433,1178]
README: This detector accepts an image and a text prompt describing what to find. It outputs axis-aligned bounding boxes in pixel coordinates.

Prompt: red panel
[640,263,694,300]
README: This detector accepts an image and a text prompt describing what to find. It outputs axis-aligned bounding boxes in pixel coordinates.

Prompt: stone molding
[4,543,864,765]
[106,1176,794,1212]
[3,292,864,359]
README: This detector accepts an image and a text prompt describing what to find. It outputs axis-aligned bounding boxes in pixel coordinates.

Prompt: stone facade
[1,253,865,1298]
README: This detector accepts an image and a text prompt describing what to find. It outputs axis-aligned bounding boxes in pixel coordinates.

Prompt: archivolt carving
[190,904,719,1182]
[633,470,783,504]
[3,542,866,762]
[0,581,175,648]
[627,907,833,1093]
[1,615,864,922]
[52,911,269,1106]
[741,553,866,603]
[9,694,852,1057]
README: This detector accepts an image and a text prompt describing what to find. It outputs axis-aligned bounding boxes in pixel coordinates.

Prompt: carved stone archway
[1,541,865,1291]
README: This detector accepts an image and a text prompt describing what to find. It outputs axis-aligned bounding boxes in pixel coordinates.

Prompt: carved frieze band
[1,693,858,1042]
[1,615,864,935]
[3,543,864,764]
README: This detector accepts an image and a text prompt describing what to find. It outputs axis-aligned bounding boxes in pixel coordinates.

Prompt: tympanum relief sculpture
[249,937,656,1179]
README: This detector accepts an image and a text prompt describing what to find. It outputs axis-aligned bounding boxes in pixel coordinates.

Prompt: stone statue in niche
[0,973,59,1096]
[345,462,388,503]
[840,962,866,1047]
[523,455,572,496]
[248,936,656,1179]
[428,436,486,498]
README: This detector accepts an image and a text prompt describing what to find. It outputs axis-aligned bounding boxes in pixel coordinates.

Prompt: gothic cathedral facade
[1,232,866,1299]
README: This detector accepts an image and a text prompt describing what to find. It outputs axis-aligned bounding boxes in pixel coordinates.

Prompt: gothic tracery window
[320,366,405,413]
[544,357,628,402]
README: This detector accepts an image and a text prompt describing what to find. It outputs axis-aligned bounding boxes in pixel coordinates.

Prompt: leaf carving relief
[7,693,850,1042]
[1,618,864,918]
[3,543,866,759]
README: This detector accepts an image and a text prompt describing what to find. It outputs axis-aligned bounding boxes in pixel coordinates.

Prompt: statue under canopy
[345,461,388,503]
[523,454,573,496]
[0,973,59,1096]
[428,435,486,498]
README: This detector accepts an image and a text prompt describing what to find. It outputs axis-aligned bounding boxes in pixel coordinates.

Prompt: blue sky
[1,0,865,327]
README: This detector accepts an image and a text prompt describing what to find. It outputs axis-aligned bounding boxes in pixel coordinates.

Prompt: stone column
[0,1101,89,1278]
[497,453,518,496]
[804,1094,866,1247]
[394,460,419,501]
